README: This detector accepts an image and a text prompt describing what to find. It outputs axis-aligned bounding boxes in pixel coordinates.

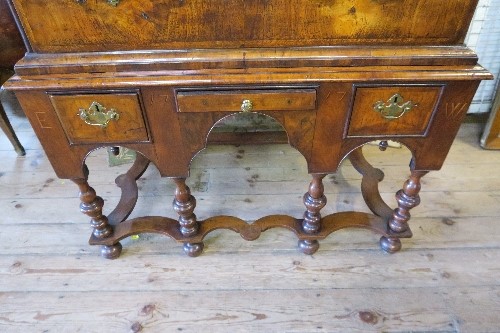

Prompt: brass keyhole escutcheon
[373,93,416,120]
[78,101,120,128]
[241,99,253,113]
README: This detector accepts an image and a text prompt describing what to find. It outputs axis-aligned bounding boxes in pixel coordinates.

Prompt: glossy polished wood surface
[49,92,149,144]
[347,85,443,137]
[4,0,492,257]
[12,0,478,52]
[176,89,317,113]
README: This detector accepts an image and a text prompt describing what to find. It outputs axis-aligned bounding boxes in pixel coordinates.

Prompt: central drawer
[176,89,317,113]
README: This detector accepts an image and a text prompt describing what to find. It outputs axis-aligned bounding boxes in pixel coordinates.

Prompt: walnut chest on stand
[5,0,492,258]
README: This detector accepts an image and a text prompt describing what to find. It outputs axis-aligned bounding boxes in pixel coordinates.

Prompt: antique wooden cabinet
[5,0,492,258]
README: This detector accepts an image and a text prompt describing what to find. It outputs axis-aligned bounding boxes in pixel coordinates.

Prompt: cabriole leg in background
[0,101,25,156]
[299,174,327,254]
[72,165,122,259]
[380,169,428,253]
[172,178,204,257]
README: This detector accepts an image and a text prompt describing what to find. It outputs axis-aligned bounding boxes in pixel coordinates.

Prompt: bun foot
[183,242,204,257]
[380,236,402,254]
[101,242,123,259]
[298,239,320,255]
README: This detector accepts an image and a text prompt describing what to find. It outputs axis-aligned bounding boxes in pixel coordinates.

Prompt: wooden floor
[1,90,500,333]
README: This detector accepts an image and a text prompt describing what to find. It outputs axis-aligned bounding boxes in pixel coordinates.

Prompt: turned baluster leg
[172,178,204,257]
[380,169,428,253]
[298,174,327,255]
[72,169,122,259]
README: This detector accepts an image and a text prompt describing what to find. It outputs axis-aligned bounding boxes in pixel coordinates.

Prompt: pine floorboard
[1,91,499,332]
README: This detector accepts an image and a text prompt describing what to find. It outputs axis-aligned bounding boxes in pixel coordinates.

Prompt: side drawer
[346,85,444,137]
[49,91,149,144]
[176,89,317,113]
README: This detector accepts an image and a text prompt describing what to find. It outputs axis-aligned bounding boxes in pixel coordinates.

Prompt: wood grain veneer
[4,0,492,258]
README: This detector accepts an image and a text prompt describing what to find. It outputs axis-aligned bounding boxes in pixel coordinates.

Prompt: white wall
[466,0,500,113]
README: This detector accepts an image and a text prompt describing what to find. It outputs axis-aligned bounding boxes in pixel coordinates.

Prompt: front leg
[72,166,122,259]
[172,178,204,257]
[380,169,428,253]
[298,174,327,254]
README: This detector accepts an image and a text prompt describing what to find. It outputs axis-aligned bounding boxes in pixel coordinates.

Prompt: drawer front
[346,85,443,137]
[49,92,149,144]
[176,89,317,113]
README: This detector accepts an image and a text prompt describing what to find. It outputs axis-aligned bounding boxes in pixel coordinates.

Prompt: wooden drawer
[176,89,317,113]
[49,92,149,144]
[346,85,444,137]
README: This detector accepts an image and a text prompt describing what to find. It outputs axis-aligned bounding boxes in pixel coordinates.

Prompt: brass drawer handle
[79,101,120,128]
[241,99,253,112]
[373,93,415,120]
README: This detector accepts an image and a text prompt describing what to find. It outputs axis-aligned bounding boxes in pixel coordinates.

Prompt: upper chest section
[11,0,478,53]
